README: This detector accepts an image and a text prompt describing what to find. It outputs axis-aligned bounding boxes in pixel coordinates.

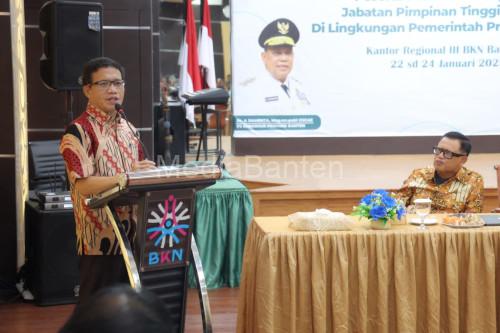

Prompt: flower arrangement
[352,189,406,224]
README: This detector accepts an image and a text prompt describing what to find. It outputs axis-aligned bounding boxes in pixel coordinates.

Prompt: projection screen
[231,0,500,154]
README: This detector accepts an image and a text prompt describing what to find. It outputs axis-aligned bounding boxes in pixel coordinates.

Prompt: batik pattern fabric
[397,166,484,213]
[60,104,144,255]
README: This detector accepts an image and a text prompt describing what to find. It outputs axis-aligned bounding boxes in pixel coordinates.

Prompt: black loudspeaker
[39,0,103,90]
[25,201,80,305]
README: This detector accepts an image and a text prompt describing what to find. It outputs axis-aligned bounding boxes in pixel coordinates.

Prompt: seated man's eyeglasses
[432,146,466,159]
[91,80,125,89]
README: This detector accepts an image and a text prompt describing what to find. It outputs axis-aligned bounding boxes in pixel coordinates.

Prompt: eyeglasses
[432,146,466,159]
[90,80,125,89]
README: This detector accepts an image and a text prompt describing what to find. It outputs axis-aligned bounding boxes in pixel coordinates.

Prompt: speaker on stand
[39,0,103,122]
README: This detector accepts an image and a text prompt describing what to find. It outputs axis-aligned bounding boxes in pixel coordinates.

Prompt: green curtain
[188,173,253,289]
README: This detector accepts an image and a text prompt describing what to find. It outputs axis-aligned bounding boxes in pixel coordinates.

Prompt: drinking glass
[414,198,432,230]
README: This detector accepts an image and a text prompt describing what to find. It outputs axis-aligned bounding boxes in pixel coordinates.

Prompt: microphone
[114,103,125,115]
[215,149,226,168]
[114,103,151,161]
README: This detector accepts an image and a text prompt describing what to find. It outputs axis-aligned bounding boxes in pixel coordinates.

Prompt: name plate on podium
[140,188,195,272]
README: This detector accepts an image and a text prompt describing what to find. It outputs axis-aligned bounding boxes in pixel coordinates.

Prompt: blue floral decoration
[352,189,406,224]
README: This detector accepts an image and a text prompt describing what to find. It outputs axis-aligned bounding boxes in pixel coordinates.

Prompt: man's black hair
[443,131,471,155]
[81,57,125,86]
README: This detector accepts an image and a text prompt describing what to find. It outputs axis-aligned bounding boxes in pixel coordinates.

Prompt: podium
[88,164,221,333]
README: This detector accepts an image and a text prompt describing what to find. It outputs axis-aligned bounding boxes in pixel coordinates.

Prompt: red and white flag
[198,0,216,90]
[178,0,202,123]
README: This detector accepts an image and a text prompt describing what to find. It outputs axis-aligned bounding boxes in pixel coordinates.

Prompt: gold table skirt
[237,216,500,333]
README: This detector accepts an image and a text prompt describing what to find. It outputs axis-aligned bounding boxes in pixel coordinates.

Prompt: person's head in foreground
[58,284,174,333]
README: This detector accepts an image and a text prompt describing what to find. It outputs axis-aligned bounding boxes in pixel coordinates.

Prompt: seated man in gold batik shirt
[397,131,484,213]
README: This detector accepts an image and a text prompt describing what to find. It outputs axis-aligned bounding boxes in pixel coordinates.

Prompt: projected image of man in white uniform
[240,18,310,115]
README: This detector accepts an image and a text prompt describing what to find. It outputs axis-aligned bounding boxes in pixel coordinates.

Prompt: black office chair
[28,140,67,192]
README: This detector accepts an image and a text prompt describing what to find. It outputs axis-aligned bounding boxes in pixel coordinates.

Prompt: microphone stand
[161,98,173,165]
[196,104,209,161]
[65,90,74,124]
[115,104,151,161]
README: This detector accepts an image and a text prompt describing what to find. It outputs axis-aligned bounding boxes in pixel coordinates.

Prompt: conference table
[237,215,500,333]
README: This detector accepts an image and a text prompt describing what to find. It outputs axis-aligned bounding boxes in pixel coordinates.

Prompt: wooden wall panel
[0,159,16,284]
[0,8,17,288]
[0,17,15,153]
[152,0,161,105]
[102,29,153,127]
[0,1,8,12]
[251,188,498,217]
[159,2,229,82]
[159,17,183,49]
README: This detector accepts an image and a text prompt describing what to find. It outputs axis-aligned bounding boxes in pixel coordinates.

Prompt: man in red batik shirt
[60,57,155,302]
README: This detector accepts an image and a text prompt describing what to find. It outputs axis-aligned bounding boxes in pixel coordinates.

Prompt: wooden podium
[88,164,221,333]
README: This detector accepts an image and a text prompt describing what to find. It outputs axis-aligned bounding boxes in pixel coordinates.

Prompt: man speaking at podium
[60,57,155,302]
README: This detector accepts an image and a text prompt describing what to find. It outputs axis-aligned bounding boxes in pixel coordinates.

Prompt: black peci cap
[258,18,300,48]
